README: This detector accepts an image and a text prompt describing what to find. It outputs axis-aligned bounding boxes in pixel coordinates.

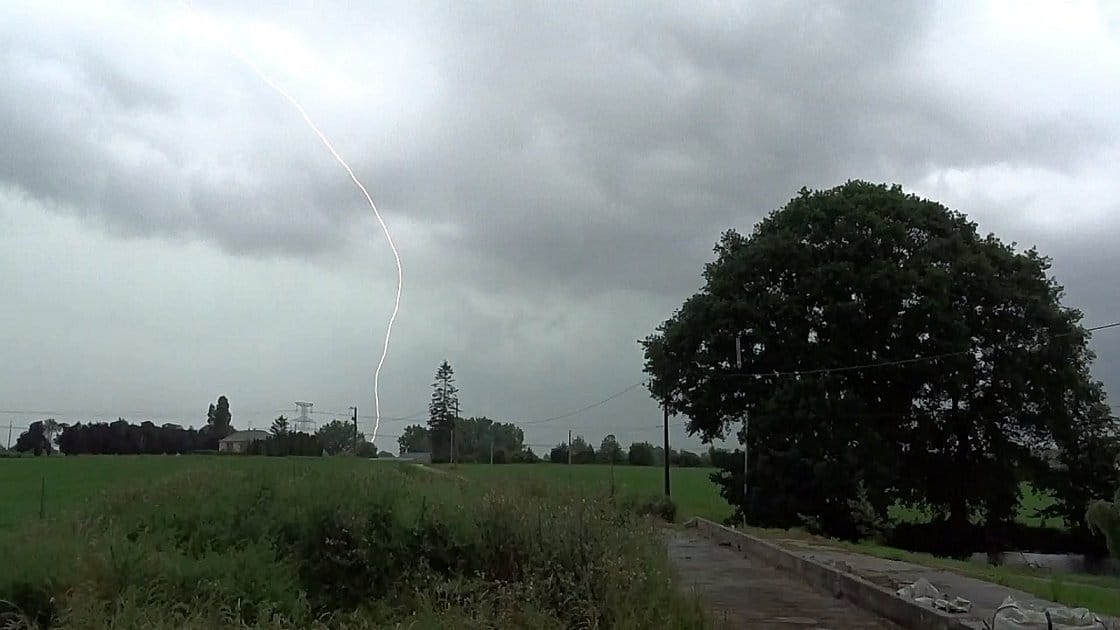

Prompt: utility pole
[567,429,572,465]
[350,406,358,454]
[451,398,459,465]
[489,436,494,465]
[737,334,749,525]
[663,399,671,497]
[6,421,11,450]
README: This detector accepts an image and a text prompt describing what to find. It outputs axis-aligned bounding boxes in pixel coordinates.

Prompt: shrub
[620,494,678,523]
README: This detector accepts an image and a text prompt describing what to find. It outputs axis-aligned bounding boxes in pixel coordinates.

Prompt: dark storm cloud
[4,0,1112,294]
[1,0,1118,434]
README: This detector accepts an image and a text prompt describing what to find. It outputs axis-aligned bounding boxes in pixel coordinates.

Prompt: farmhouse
[218,430,269,454]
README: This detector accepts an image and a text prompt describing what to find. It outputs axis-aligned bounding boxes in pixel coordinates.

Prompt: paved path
[667,529,900,629]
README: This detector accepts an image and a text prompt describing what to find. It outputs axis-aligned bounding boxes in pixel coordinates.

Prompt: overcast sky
[1,0,1118,452]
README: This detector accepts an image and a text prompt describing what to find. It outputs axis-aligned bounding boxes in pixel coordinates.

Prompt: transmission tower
[293,401,315,434]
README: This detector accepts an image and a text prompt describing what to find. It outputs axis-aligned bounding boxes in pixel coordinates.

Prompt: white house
[218,430,269,454]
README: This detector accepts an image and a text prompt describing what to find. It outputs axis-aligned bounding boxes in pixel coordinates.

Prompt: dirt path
[666,529,900,629]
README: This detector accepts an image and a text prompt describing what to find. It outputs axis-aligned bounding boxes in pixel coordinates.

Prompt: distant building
[396,451,431,463]
[218,430,270,454]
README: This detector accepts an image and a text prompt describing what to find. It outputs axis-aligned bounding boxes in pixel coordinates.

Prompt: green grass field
[0,455,362,529]
[0,458,732,530]
[448,463,733,523]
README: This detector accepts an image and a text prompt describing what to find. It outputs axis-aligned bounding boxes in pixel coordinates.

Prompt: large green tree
[449,416,525,463]
[598,434,624,464]
[628,441,656,466]
[206,395,234,441]
[428,361,459,463]
[317,420,361,455]
[642,181,1117,540]
[270,415,290,437]
[398,424,430,454]
[14,421,51,456]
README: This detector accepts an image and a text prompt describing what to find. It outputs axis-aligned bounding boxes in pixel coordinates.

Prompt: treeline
[10,395,240,456]
[399,420,722,467]
[400,415,534,463]
[418,361,722,466]
[546,436,712,467]
[57,420,225,454]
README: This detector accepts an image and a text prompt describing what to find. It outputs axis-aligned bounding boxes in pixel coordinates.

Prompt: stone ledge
[687,518,980,630]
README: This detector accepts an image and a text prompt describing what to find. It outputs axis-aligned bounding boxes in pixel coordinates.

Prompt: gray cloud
[1,0,1117,449]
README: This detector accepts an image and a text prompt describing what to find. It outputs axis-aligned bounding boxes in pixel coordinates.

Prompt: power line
[515,382,647,426]
[715,320,1120,380]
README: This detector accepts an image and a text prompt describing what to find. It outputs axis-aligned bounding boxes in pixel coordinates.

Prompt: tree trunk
[948,397,971,535]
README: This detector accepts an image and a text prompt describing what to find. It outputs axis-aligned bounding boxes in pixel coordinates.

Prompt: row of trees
[546,436,709,467]
[266,416,380,457]
[412,361,530,463]
[642,182,1120,547]
[409,361,720,465]
[15,396,237,456]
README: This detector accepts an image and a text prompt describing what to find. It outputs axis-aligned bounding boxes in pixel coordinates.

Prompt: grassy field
[0,458,731,530]
[0,455,335,530]
[448,463,733,523]
[0,457,706,628]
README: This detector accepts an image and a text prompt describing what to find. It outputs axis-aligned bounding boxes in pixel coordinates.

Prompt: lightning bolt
[180,3,402,444]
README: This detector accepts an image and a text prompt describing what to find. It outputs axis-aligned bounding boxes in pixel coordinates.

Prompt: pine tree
[428,361,459,463]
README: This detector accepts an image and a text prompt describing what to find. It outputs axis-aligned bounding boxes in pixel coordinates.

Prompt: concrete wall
[690,518,978,630]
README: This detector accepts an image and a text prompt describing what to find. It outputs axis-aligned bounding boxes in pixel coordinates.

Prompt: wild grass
[448,463,731,523]
[0,459,705,629]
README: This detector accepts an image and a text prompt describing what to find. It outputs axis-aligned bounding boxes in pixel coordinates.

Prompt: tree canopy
[205,395,234,443]
[15,421,51,456]
[398,424,430,454]
[270,415,290,437]
[317,420,359,455]
[642,181,1118,540]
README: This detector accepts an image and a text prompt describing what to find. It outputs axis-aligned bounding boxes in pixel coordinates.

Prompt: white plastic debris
[897,577,940,606]
[895,578,973,614]
[991,596,1105,630]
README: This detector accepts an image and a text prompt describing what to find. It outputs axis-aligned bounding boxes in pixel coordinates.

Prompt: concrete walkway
[667,529,900,629]
[768,536,1117,629]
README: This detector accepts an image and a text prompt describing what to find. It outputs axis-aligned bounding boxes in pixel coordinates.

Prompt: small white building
[218,430,270,454]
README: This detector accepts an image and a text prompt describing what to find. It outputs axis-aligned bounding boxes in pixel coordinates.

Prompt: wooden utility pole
[737,334,749,524]
[6,421,11,450]
[451,398,458,464]
[489,437,494,465]
[350,406,358,453]
[663,400,671,497]
[567,429,572,465]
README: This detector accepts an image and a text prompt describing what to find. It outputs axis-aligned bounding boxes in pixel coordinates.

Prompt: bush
[0,461,704,628]
[620,494,678,523]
